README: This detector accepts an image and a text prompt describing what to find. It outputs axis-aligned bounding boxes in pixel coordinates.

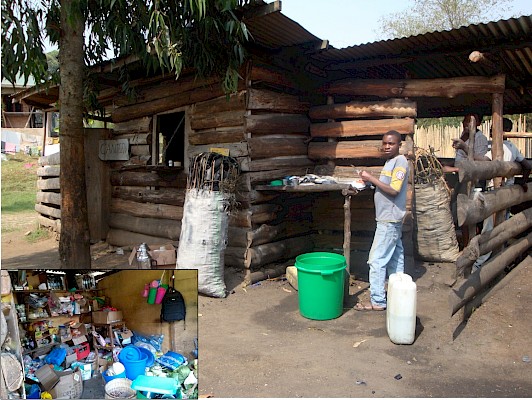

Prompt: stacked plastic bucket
[118,345,148,380]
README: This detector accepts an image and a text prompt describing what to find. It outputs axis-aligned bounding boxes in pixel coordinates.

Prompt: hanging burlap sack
[413,147,460,263]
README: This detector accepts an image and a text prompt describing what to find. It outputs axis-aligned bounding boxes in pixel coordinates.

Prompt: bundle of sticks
[187,152,240,194]
[414,146,446,186]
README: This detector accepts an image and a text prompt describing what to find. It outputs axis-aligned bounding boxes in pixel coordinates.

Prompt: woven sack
[414,180,460,262]
[1,352,23,398]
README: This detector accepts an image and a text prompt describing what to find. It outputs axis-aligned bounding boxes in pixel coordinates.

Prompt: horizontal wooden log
[193,91,246,116]
[249,63,299,91]
[247,221,312,247]
[247,88,309,114]
[36,191,61,206]
[238,167,312,189]
[247,156,314,172]
[130,144,150,156]
[35,203,61,219]
[247,236,314,269]
[449,231,532,315]
[190,109,246,131]
[235,190,279,205]
[38,152,60,166]
[244,261,294,286]
[310,118,415,138]
[37,177,60,191]
[113,132,152,145]
[248,136,308,159]
[245,114,310,135]
[112,117,152,133]
[308,139,413,160]
[457,183,532,226]
[456,207,532,276]
[229,204,283,228]
[323,75,506,98]
[107,228,178,248]
[457,159,524,183]
[313,208,376,230]
[38,214,61,232]
[188,126,246,145]
[309,99,417,120]
[112,186,185,206]
[224,246,247,269]
[112,81,244,123]
[110,198,183,220]
[227,226,250,247]
[110,171,185,188]
[112,75,221,108]
[37,165,60,177]
[109,212,181,240]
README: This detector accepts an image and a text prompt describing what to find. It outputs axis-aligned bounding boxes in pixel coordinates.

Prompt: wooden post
[492,93,505,229]
[342,189,352,305]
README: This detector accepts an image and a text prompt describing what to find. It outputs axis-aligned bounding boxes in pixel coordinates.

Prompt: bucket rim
[295,252,346,274]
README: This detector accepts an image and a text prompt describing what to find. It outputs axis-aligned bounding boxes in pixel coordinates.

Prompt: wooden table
[256,183,362,304]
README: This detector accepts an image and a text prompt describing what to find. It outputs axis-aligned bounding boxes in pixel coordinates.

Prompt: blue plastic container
[118,350,147,380]
[102,368,127,383]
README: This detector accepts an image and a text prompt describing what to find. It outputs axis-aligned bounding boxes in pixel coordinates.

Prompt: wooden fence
[415,116,531,158]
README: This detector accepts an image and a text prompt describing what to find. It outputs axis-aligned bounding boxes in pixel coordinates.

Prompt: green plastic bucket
[295,252,346,320]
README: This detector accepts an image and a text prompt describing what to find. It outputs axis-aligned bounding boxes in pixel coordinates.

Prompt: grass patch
[25,227,51,243]
[1,153,40,214]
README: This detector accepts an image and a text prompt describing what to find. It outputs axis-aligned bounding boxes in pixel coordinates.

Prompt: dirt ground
[2,212,532,397]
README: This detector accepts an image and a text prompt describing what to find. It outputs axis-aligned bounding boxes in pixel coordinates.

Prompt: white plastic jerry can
[386,272,417,345]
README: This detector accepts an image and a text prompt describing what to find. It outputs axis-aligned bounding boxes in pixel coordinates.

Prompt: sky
[280,0,532,48]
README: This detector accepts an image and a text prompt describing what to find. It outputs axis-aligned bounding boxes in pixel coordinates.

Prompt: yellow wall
[97,269,197,357]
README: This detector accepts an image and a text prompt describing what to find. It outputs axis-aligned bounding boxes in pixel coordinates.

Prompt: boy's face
[381,134,401,159]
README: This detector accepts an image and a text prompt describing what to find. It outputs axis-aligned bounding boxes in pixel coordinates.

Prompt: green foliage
[25,227,52,243]
[377,0,515,39]
[1,154,40,214]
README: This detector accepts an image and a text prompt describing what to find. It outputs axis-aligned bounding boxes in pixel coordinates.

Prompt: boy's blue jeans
[368,221,404,307]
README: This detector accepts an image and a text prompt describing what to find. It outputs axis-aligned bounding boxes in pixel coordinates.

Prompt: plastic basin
[295,252,346,320]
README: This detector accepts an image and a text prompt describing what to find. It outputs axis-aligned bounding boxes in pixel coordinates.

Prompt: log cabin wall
[308,98,417,278]
[225,62,316,283]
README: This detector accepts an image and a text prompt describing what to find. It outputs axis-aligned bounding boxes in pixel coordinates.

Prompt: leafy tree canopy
[1,0,251,93]
[377,0,516,40]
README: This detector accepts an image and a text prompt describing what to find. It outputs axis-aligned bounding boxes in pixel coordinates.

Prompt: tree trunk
[59,1,91,268]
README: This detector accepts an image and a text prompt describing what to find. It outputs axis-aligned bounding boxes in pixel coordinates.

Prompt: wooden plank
[37,177,60,190]
[247,88,310,114]
[192,91,246,116]
[249,63,299,91]
[310,118,415,138]
[322,75,506,98]
[130,144,151,156]
[112,186,185,206]
[35,203,61,219]
[36,191,61,206]
[109,212,181,240]
[38,152,60,166]
[107,228,178,248]
[245,114,310,135]
[190,109,246,131]
[188,126,246,145]
[309,99,417,120]
[247,236,314,269]
[247,155,314,172]
[38,215,61,232]
[308,140,413,160]
[110,198,183,220]
[110,170,185,188]
[112,117,152,133]
[248,136,308,159]
[37,165,60,177]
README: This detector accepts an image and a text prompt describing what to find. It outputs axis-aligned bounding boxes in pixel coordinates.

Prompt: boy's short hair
[503,118,513,132]
[384,130,402,142]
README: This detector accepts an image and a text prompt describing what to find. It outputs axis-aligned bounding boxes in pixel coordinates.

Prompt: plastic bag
[132,332,164,353]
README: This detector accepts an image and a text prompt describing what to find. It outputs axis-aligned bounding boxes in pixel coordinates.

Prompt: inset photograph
[0,269,198,399]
